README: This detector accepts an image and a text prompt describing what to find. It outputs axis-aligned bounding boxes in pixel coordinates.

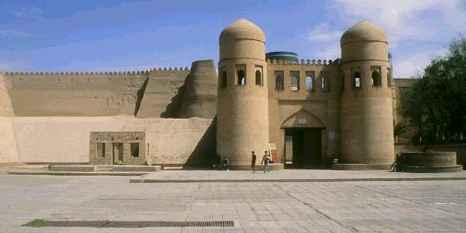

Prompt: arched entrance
[281,109,325,168]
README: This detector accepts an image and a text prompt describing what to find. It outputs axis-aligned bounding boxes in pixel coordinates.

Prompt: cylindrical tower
[217,18,269,169]
[339,21,395,169]
[177,59,217,118]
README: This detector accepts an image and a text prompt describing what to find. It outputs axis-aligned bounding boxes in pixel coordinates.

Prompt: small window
[255,70,262,86]
[275,71,284,91]
[321,73,329,92]
[305,71,315,92]
[352,71,361,88]
[387,68,392,87]
[371,66,382,87]
[237,70,246,85]
[255,65,263,86]
[220,71,227,88]
[236,64,246,86]
[131,143,139,158]
[290,71,300,91]
[97,143,105,157]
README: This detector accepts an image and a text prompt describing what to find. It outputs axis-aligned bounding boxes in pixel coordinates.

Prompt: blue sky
[0,0,464,77]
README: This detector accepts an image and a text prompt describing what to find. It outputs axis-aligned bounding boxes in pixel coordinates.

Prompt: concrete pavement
[131,169,466,183]
[1,174,466,232]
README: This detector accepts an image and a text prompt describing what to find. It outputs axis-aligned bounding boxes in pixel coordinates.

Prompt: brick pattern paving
[134,170,466,182]
[0,175,465,232]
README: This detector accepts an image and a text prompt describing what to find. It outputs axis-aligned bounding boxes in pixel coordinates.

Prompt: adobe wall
[267,61,342,162]
[5,68,189,117]
[13,116,214,165]
[6,73,146,116]
[135,70,188,118]
[0,74,18,163]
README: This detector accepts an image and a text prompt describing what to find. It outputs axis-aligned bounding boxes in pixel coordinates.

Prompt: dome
[341,20,387,45]
[220,18,265,43]
[266,51,298,62]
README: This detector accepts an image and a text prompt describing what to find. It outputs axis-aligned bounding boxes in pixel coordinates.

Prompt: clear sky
[0,0,464,77]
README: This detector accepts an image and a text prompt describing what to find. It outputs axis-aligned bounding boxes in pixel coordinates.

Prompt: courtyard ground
[131,169,466,183]
[0,171,465,233]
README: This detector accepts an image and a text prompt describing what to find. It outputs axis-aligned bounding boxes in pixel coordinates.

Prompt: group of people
[250,150,272,173]
[221,150,273,173]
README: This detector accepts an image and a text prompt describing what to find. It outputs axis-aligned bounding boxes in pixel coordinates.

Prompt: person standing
[262,150,271,173]
[251,151,257,173]
[223,157,230,171]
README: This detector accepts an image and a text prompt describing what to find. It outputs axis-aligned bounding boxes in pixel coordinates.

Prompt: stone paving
[132,170,466,183]
[1,174,466,232]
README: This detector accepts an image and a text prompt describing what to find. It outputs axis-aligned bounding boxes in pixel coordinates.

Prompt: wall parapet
[267,58,341,66]
[1,66,190,77]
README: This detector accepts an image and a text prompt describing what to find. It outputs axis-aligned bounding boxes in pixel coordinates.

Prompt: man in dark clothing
[223,157,230,171]
[251,151,257,173]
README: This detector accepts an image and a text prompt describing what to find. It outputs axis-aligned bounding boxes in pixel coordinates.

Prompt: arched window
[237,70,246,86]
[255,65,263,86]
[352,71,361,88]
[372,71,381,87]
[275,70,284,91]
[371,67,382,87]
[321,75,329,92]
[236,64,246,86]
[220,71,227,88]
[290,71,300,91]
[305,71,315,92]
[255,70,262,86]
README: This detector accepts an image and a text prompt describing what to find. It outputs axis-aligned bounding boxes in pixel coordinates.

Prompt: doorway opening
[284,128,323,168]
[112,143,123,164]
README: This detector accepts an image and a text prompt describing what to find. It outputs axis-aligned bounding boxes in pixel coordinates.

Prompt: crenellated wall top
[0,66,190,77]
[266,58,341,66]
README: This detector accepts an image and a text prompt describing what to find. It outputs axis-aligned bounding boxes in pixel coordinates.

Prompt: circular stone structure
[217,19,271,169]
[177,59,217,118]
[266,51,298,62]
[338,20,395,170]
[400,151,462,173]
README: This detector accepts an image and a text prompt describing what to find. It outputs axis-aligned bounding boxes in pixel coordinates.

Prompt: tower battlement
[266,58,341,66]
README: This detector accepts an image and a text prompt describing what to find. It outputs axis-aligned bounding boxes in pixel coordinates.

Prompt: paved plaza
[1,173,466,233]
[132,170,466,183]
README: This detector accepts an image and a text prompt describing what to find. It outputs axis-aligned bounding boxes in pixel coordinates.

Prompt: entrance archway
[281,109,325,168]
